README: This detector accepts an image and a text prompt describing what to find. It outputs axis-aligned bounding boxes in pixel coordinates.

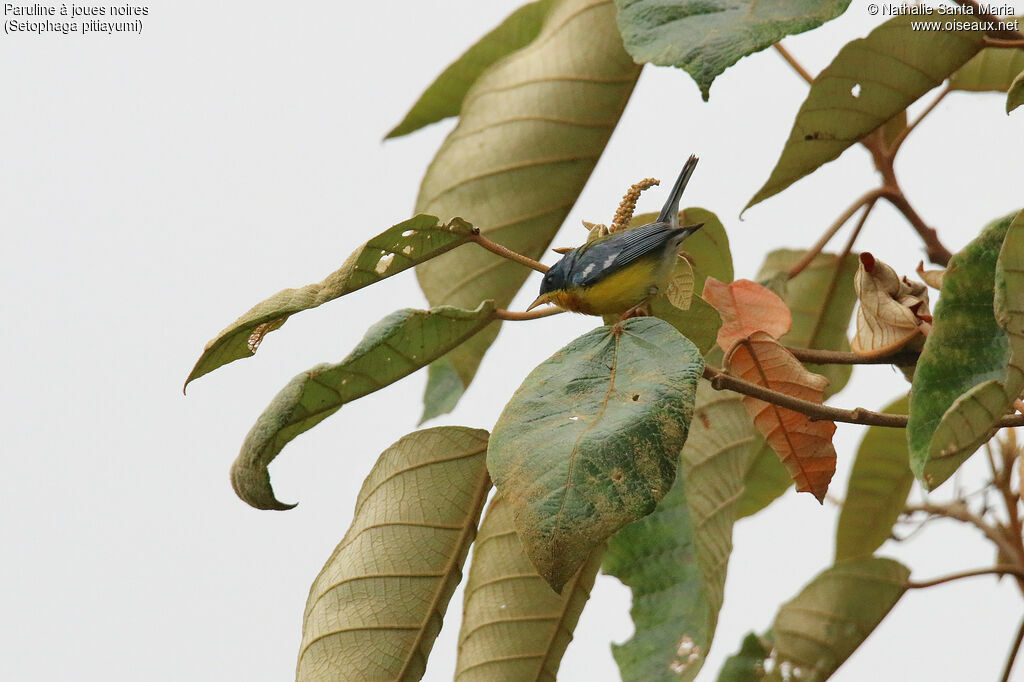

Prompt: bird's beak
[526,293,553,311]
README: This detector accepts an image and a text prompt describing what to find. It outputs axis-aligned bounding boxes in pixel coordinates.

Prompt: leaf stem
[787,189,883,279]
[469,232,549,273]
[890,85,950,156]
[773,42,815,84]
[1001,615,1024,682]
[905,565,1024,589]
[493,307,564,321]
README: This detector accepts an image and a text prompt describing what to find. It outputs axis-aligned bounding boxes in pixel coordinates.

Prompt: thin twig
[787,189,884,279]
[905,565,1024,589]
[890,85,951,156]
[773,43,814,84]
[1001,615,1024,682]
[468,232,549,273]
[904,502,1024,562]
[881,189,953,266]
[493,307,564,321]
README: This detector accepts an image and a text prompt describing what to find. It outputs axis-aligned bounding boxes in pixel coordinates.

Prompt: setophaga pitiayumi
[527,155,703,317]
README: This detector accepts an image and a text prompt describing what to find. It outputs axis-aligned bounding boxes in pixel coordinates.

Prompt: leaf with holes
[908,212,1022,489]
[455,494,602,681]
[296,427,490,682]
[747,16,986,209]
[613,0,852,100]
[489,317,703,592]
[851,253,930,358]
[702,278,792,354]
[232,302,495,510]
[835,395,913,562]
[725,332,837,503]
[185,215,475,389]
[605,378,757,682]
[950,43,1024,92]
[769,557,909,680]
[416,0,641,421]
[386,0,555,138]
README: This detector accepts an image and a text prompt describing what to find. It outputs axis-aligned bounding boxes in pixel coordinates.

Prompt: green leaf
[950,43,1024,92]
[416,0,641,420]
[296,427,490,682]
[736,249,859,518]
[489,317,703,591]
[769,557,909,680]
[605,379,756,681]
[455,494,602,681]
[386,0,555,138]
[613,0,852,100]
[232,302,495,510]
[908,212,1020,489]
[835,395,913,562]
[1008,69,1024,112]
[185,215,474,389]
[716,633,772,682]
[747,17,985,209]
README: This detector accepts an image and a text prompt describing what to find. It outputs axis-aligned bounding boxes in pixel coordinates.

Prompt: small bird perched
[527,155,703,317]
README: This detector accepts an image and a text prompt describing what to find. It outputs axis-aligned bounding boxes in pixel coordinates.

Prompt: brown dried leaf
[703,277,792,354]
[725,332,837,502]
[852,253,930,357]
[916,260,946,290]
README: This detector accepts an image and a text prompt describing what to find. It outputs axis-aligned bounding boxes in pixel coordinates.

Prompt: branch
[906,565,1024,589]
[493,307,564,321]
[904,501,1024,561]
[787,189,884,279]
[785,345,919,367]
[468,232,549,273]
[704,365,1024,429]
[955,0,1024,39]
[881,188,953,266]
[890,85,950,156]
[986,37,1024,47]
[1002,615,1024,682]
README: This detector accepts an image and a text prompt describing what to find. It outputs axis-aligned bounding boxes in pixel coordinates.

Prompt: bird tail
[658,154,699,228]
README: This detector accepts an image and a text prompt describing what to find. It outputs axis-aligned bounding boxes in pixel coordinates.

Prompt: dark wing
[568,221,681,288]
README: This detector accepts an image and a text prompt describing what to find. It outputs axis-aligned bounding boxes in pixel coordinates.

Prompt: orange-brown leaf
[703,277,792,354]
[851,253,930,357]
[725,332,836,502]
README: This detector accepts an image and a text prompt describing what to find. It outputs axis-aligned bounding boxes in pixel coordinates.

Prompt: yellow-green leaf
[1008,69,1024,112]
[455,495,602,681]
[415,0,641,420]
[747,17,985,209]
[950,43,1024,92]
[232,302,495,510]
[769,557,909,680]
[386,0,555,138]
[835,395,913,562]
[489,317,703,592]
[909,212,1022,489]
[605,379,756,681]
[185,215,474,389]
[296,427,490,682]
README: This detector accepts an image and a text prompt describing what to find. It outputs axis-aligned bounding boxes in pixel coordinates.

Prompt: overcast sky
[3,1,1023,680]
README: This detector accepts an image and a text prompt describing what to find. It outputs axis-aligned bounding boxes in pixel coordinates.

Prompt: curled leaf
[296,427,490,682]
[1009,68,1024,113]
[185,215,474,389]
[232,302,496,510]
[725,332,837,503]
[488,317,703,592]
[916,261,946,290]
[851,253,930,357]
[950,42,1024,92]
[703,278,792,354]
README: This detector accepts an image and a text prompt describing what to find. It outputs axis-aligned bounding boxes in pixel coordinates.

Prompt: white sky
[3,1,1023,680]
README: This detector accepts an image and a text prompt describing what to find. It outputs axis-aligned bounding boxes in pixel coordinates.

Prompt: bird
[526,155,703,317]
